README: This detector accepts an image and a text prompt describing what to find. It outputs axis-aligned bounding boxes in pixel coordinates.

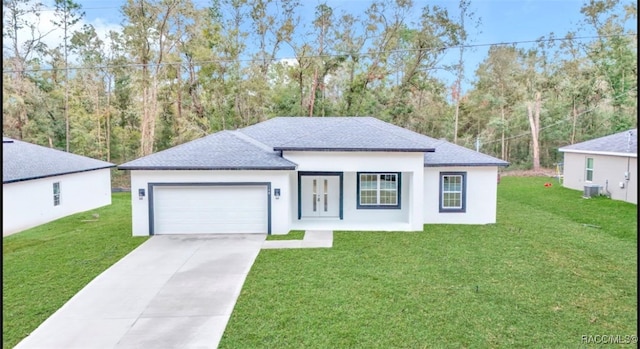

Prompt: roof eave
[424,162,509,167]
[275,147,436,152]
[3,165,116,184]
[559,148,637,158]
[117,165,297,171]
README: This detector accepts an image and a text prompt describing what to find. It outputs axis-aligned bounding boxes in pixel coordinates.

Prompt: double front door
[300,175,340,218]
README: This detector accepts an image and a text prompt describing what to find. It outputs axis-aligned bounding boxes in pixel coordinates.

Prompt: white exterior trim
[559,148,637,158]
[423,166,499,224]
[127,152,503,235]
[3,169,112,236]
[152,184,269,234]
[130,170,292,236]
[284,151,424,231]
[562,152,637,204]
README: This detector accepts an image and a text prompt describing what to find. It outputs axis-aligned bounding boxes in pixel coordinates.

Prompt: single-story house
[3,137,115,236]
[558,128,637,204]
[118,117,509,236]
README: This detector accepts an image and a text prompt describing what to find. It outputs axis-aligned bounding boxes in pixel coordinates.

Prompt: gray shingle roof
[118,131,297,170]
[116,117,509,170]
[3,137,115,183]
[239,116,437,152]
[559,129,637,156]
[425,140,510,167]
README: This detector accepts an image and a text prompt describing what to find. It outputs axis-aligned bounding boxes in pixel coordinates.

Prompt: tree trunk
[453,87,460,144]
[106,75,111,162]
[309,67,318,116]
[500,105,506,160]
[571,99,577,144]
[95,84,102,158]
[527,91,541,171]
[140,64,151,156]
[176,63,183,132]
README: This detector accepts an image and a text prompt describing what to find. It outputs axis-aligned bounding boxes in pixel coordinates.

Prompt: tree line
[2,0,637,173]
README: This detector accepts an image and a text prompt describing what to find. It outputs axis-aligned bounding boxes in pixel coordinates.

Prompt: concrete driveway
[14,234,265,349]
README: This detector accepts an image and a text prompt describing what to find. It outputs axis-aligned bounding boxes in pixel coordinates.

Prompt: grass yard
[266,230,305,241]
[2,193,148,349]
[220,177,637,348]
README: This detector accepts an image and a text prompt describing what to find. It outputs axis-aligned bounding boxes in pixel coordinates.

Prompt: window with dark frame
[585,158,594,182]
[439,172,466,212]
[357,172,400,209]
[53,182,61,206]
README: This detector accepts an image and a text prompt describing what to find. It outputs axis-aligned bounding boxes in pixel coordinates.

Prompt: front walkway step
[262,230,333,249]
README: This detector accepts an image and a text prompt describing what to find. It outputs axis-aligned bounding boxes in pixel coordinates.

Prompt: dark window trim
[585,157,594,182]
[439,172,467,213]
[53,182,61,206]
[297,172,344,220]
[356,172,401,209]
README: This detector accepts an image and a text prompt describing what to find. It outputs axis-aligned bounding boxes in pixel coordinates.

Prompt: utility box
[583,184,601,198]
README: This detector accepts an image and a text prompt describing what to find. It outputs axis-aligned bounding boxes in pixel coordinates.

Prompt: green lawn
[2,193,148,349]
[2,179,636,349]
[266,230,305,240]
[220,177,637,348]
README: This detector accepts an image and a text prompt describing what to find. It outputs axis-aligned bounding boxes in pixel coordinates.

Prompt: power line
[2,33,636,74]
[481,86,638,145]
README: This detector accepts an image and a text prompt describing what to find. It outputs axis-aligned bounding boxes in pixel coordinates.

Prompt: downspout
[625,131,632,202]
[604,180,611,198]
[625,157,630,202]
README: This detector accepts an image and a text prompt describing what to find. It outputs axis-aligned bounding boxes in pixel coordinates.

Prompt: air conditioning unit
[583,184,601,198]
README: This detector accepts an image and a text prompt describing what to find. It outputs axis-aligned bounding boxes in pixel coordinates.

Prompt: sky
[12,0,630,92]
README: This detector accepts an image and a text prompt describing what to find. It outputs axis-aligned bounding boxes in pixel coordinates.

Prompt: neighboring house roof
[118,130,297,170]
[239,117,437,152]
[3,137,115,184]
[118,116,509,170]
[559,129,637,158]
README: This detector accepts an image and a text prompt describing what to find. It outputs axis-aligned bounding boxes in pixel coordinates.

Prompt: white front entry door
[301,176,340,218]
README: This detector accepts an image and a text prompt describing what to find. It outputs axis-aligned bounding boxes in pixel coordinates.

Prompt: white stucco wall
[423,166,499,224]
[3,168,112,236]
[128,170,292,236]
[284,151,424,231]
[562,152,637,204]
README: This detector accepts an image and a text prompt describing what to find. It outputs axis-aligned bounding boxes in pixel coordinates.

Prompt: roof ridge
[358,117,439,148]
[274,117,351,147]
[229,130,275,152]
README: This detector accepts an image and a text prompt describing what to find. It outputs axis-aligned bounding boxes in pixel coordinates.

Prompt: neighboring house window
[357,172,401,209]
[53,182,61,206]
[585,158,594,182]
[439,172,466,213]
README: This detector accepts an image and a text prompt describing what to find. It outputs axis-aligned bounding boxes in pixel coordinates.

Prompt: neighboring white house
[559,129,637,204]
[2,138,115,236]
[118,117,509,236]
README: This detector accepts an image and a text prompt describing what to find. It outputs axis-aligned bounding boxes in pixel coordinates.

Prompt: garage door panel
[153,185,268,234]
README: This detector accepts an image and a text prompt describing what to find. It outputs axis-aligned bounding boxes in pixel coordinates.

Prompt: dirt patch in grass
[501,168,557,177]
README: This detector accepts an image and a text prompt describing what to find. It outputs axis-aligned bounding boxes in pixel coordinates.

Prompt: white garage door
[152,185,268,234]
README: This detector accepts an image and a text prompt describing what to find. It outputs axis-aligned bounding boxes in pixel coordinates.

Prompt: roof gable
[116,116,509,170]
[239,117,437,152]
[3,137,115,183]
[559,129,637,157]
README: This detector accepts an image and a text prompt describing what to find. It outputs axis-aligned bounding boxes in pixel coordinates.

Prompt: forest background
[3,0,637,185]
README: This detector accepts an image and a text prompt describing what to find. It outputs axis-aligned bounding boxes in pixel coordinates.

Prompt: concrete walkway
[14,231,333,349]
[262,230,334,249]
[15,234,265,349]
